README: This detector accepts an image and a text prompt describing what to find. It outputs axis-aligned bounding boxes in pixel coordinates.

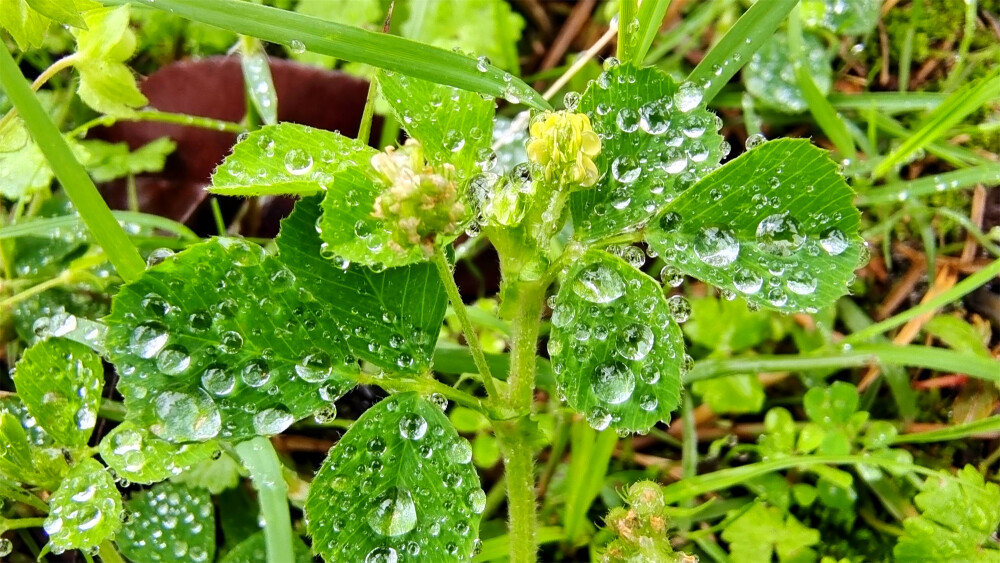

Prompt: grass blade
[688,0,799,103]
[893,415,1000,444]
[0,44,145,283]
[857,163,1000,205]
[632,0,672,64]
[617,0,638,61]
[873,69,1000,178]
[120,0,550,110]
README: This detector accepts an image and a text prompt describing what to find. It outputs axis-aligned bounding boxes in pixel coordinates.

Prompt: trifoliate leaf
[104,237,358,443]
[744,32,832,114]
[99,422,218,485]
[218,531,313,563]
[81,137,176,182]
[0,398,68,488]
[305,393,484,563]
[276,195,445,373]
[117,482,215,563]
[12,338,103,448]
[721,503,820,563]
[801,0,882,35]
[894,465,1000,562]
[210,122,371,197]
[43,458,122,555]
[571,63,725,241]
[548,249,683,433]
[646,138,863,313]
[74,5,135,62]
[683,295,774,353]
[803,381,859,426]
[379,70,496,178]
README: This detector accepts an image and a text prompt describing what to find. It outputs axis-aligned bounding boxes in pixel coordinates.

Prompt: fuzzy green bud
[526,111,601,188]
[370,139,467,255]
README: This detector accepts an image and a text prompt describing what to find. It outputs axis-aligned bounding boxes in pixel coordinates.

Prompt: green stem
[357,371,491,416]
[98,540,127,563]
[0,54,77,131]
[431,246,502,405]
[506,282,547,410]
[0,269,78,309]
[0,517,45,532]
[357,72,379,145]
[68,109,246,138]
[234,437,294,563]
[0,45,146,283]
[845,257,1000,344]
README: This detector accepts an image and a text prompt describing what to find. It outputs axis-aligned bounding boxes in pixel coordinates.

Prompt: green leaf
[72,6,148,117]
[209,122,369,197]
[691,375,765,415]
[305,392,484,562]
[0,397,69,488]
[800,0,881,35]
[81,138,176,183]
[548,249,684,433]
[276,195,445,373]
[803,382,858,426]
[44,458,123,555]
[571,63,725,241]
[894,466,1000,562]
[683,296,773,353]
[401,0,525,72]
[219,531,314,563]
[170,450,243,494]
[240,40,278,126]
[378,71,495,178]
[0,0,53,50]
[12,338,103,448]
[0,136,89,200]
[744,31,831,114]
[646,138,863,313]
[922,315,992,358]
[104,237,358,443]
[98,422,219,485]
[24,0,94,29]
[117,482,215,563]
[721,503,820,563]
[126,0,549,110]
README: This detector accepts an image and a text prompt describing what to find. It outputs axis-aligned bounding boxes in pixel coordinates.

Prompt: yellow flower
[526,111,601,188]
[370,139,467,255]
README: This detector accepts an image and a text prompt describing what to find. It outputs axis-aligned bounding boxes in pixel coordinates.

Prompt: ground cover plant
[1,0,999,561]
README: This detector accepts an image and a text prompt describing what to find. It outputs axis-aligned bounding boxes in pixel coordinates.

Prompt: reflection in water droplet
[572,264,625,304]
[367,487,417,537]
[153,390,221,441]
[694,226,740,267]
[592,362,635,404]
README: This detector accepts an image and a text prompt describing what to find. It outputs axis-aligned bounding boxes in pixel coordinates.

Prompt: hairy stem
[234,437,294,563]
[0,54,77,131]
[432,246,502,404]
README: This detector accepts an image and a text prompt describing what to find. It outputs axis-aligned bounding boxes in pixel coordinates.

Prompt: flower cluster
[526,111,601,188]
[371,139,467,255]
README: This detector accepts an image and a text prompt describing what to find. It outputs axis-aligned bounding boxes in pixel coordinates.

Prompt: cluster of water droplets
[306,395,483,563]
[117,483,213,563]
[101,423,215,483]
[106,237,359,442]
[548,259,683,433]
[43,460,122,555]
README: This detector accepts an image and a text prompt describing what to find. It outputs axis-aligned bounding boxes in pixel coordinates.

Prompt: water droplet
[468,488,487,514]
[365,547,399,563]
[447,439,473,464]
[746,133,766,149]
[611,155,641,183]
[241,359,271,388]
[615,108,639,133]
[639,394,658,411]
[367,487,417,537]
[639,99,671,134]
[146,248,174,268]
[592,362,635,404]
[253,407,293,435]
[733,268,764,294]
[153,390,221,441]
[156,346,191,375]
[786,271,818,295]
[694,226,740,267]
[666,295,691,322]
[130,322,168,359]
[563,91,581,110]
[398,413,428,440]
[572,264,625,304]
[586,407,612,430]
[659,265,684,287]
[219,331,243,354]
[284,149,313,176]
[658,211,681,232]
[295,351,333,383]
[617,323,654,361]
[201,366,235,395]
[757,212,805,256]
[820,228,849,255]
[289,39,306,54]
[674,82,703,112]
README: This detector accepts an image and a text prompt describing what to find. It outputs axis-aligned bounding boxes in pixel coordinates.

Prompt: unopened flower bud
[526,111,601,188]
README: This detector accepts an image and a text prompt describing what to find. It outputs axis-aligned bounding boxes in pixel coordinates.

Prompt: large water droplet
[592,362,635,404]
[241,360,271,387]
[156,346,191,375]
[201,366,235,395]
[367,487,417,537]
[694,226,740,267]
[294,351,332,383]
[820,228,849,255]
[757,212,805,256]
[365,547,399,563]
[153,390,221,441]
[666,295,691,322]
[611,155,641,183]
[639,99,671,134]
[674,82,703,112]
[398,413,427,440]
[786,270,818,295]
[284,149,313,176]
[733,268,763,294]
[130,322,168,359]
[572,264,625,304]
[253,407,293,435]
[617,323,654,361]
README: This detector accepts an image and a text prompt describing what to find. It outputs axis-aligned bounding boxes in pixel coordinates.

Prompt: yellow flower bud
[370,139,467,255]
[526,111,601,188]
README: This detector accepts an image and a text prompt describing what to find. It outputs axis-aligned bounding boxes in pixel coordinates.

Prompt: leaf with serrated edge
[0,398,68,488]
[379,71,496,178]
[105,237,357,443]
[13,338,102,448]
[44,458,123,555]
[549,249,683,433]
[219,531,314,563]
[305,392,484,562]
[276,195,444,373]
[571,63,725,242]
[99,421,218,484]
[646,138,862,313]
[744,32,831,114]
[117,482,215,563]
[209,123,374,197]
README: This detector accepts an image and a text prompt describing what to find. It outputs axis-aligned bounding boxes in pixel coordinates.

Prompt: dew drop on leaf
[733,268,764,294]
[746,133,766,149]
[571,264,626,304]
[156,346,191,375]
[615,108,639,133]
[367,487,418,537]
[365,546,399,563]
[617,323,654,361]
[130,322,168,359]
[611,155,641,183]
[201,366,235,396]
[398,413,428,440]
[666,295,691,322]
[592,362,636,405]
[153,390,221,441]
[294,351,333,383]
[693,226,740,267]
[241,359,270,388]
[252,407,294,435]
[638,99,671,134]
[674,81,703,112]
[283,148,313,176]
[586,406,612,430]
[756,212,805,256]
[820,228,849,255]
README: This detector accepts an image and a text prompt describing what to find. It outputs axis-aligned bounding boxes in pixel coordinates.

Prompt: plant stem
[0,45,146,283]
[98,540,126,563]
[431,246,502,404]
[0,517,45,532]
[68,109,246,138]
[234,437,294,563]
[0,55,77,131]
